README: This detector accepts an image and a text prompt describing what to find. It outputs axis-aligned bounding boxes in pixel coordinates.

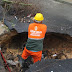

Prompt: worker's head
[34,13,44,23]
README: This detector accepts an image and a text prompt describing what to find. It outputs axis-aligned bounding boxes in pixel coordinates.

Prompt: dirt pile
[43,33,72,59]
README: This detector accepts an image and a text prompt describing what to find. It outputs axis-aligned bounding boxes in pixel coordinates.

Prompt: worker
[22,13,47,63]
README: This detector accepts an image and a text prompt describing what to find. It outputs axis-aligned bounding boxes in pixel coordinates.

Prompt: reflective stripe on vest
[28,38,44,40]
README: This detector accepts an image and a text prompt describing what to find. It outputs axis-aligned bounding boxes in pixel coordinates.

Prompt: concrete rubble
[0,21,10,35]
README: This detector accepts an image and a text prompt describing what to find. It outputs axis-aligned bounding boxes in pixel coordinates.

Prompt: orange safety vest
[28,23,47,39]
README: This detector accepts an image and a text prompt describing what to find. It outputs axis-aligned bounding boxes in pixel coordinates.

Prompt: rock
[0,21,10,35]
[14,57,18,62]
[14,16,17,20]
[61,55,67,60]
[27,14,32,18]
[24,20,25,23]
[27,20,31,23]
[24,17,26,19]
[52,54,57,57]
[6,51,15,60]
[31,17,34,20]
[6,60,19,66]
[16,62,20,68]
[21,18,24,22]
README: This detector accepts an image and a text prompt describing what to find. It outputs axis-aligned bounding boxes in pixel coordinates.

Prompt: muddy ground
[0,31,72,72]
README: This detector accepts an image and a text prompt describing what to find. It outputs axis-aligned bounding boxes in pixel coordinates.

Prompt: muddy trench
[0,30,72,72]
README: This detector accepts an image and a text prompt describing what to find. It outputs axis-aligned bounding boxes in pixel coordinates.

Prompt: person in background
[22,13,47,63]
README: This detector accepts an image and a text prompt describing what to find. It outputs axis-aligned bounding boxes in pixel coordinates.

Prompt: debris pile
[2,48,23,72]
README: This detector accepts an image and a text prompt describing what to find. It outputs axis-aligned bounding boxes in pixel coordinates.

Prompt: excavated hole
[0,32,72,72]
[1,0,72,71]
[1,32,72,59]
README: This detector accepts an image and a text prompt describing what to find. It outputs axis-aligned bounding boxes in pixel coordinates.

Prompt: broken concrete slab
[0,21,10,35]
[4,19,31,33]
[26,59,72,72]
[3,0,72,37]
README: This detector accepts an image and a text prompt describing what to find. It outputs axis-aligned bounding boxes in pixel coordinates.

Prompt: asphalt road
[28,0,72,36]
[1,0,72,36]
[26,59,72,72]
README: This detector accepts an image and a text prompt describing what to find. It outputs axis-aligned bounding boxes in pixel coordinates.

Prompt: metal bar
[0,48,11,72]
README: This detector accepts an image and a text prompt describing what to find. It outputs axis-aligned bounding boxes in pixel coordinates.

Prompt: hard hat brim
[34,17,44,21]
